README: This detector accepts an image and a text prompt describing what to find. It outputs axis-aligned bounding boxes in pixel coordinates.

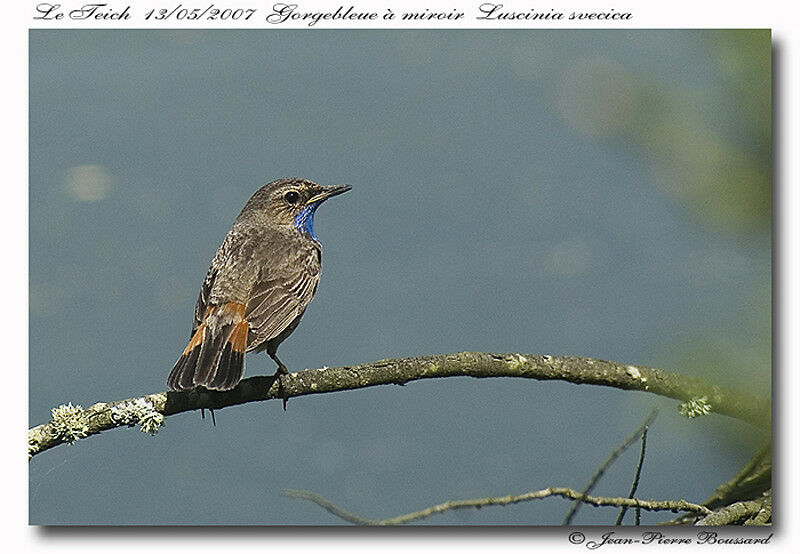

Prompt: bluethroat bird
[167,178,351,392]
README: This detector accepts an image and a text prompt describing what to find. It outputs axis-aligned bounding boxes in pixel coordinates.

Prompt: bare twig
[29,352,770,459]
[280,489,375,525]
[281,486,711,525]
[563,408,658,525]
[615,424,650,525]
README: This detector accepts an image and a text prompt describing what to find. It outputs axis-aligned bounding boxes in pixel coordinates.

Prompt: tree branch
[28,351,770,459]
[281,486,712,525]
[695,492,772,525]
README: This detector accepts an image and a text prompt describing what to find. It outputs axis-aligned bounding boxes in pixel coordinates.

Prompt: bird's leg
[200,407,217,426]
[269,352,290,410]
[270,352,290,375]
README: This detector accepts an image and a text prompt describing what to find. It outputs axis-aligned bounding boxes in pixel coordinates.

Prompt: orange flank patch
[228,320,249,354]
[182,323,206,356]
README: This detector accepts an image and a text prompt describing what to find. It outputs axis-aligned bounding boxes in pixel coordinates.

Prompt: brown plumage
[167,178,350,392]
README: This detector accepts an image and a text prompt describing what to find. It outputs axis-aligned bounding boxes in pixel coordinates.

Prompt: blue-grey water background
[29,30,770,525]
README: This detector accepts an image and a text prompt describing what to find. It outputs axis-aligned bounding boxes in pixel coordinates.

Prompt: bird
[167,177,351,392]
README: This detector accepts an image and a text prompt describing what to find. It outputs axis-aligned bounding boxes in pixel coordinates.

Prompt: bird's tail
[167,303,249,391]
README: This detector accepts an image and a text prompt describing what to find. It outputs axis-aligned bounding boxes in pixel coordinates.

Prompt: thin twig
[281,489,375,525]
[615,423,650,525]
[562,409,658,525]
[29,352,769,459]
[635,429,650,526]
[282,486,711,526]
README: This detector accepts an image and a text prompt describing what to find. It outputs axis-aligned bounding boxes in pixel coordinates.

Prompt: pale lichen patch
[110,398,164,435]
[507,354,529,370]
[139,409,165,435]
[50,403,89,443]
[679,396,712,418]
[148,393,168,407]
[421,362,438,376]
[626,365,647,382]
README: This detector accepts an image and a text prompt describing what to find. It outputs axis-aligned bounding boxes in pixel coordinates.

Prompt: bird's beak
[307,184,352,205]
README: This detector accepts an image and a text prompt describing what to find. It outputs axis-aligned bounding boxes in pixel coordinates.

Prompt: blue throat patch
[294,202,320,240]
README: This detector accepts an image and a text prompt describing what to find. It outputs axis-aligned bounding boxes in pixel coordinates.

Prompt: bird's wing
[192,265,218,335]
[244,247,321,349]
[192,225,262,334]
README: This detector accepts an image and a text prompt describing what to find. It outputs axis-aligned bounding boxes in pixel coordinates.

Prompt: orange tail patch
[182,323,207,356]
[167,302,249,392]
[202,302,246,320]
[228,320,249,354]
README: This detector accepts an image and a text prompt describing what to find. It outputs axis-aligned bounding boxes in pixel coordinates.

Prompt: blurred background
[29,30,770,525]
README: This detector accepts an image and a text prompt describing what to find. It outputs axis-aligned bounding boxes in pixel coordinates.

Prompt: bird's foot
[200,407,217,426]
[274,362,290,411]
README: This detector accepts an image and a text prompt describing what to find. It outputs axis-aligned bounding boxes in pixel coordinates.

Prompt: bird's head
[237,178,351,239]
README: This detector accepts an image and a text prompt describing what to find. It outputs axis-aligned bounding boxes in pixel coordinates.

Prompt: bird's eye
[284,191,300,204]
